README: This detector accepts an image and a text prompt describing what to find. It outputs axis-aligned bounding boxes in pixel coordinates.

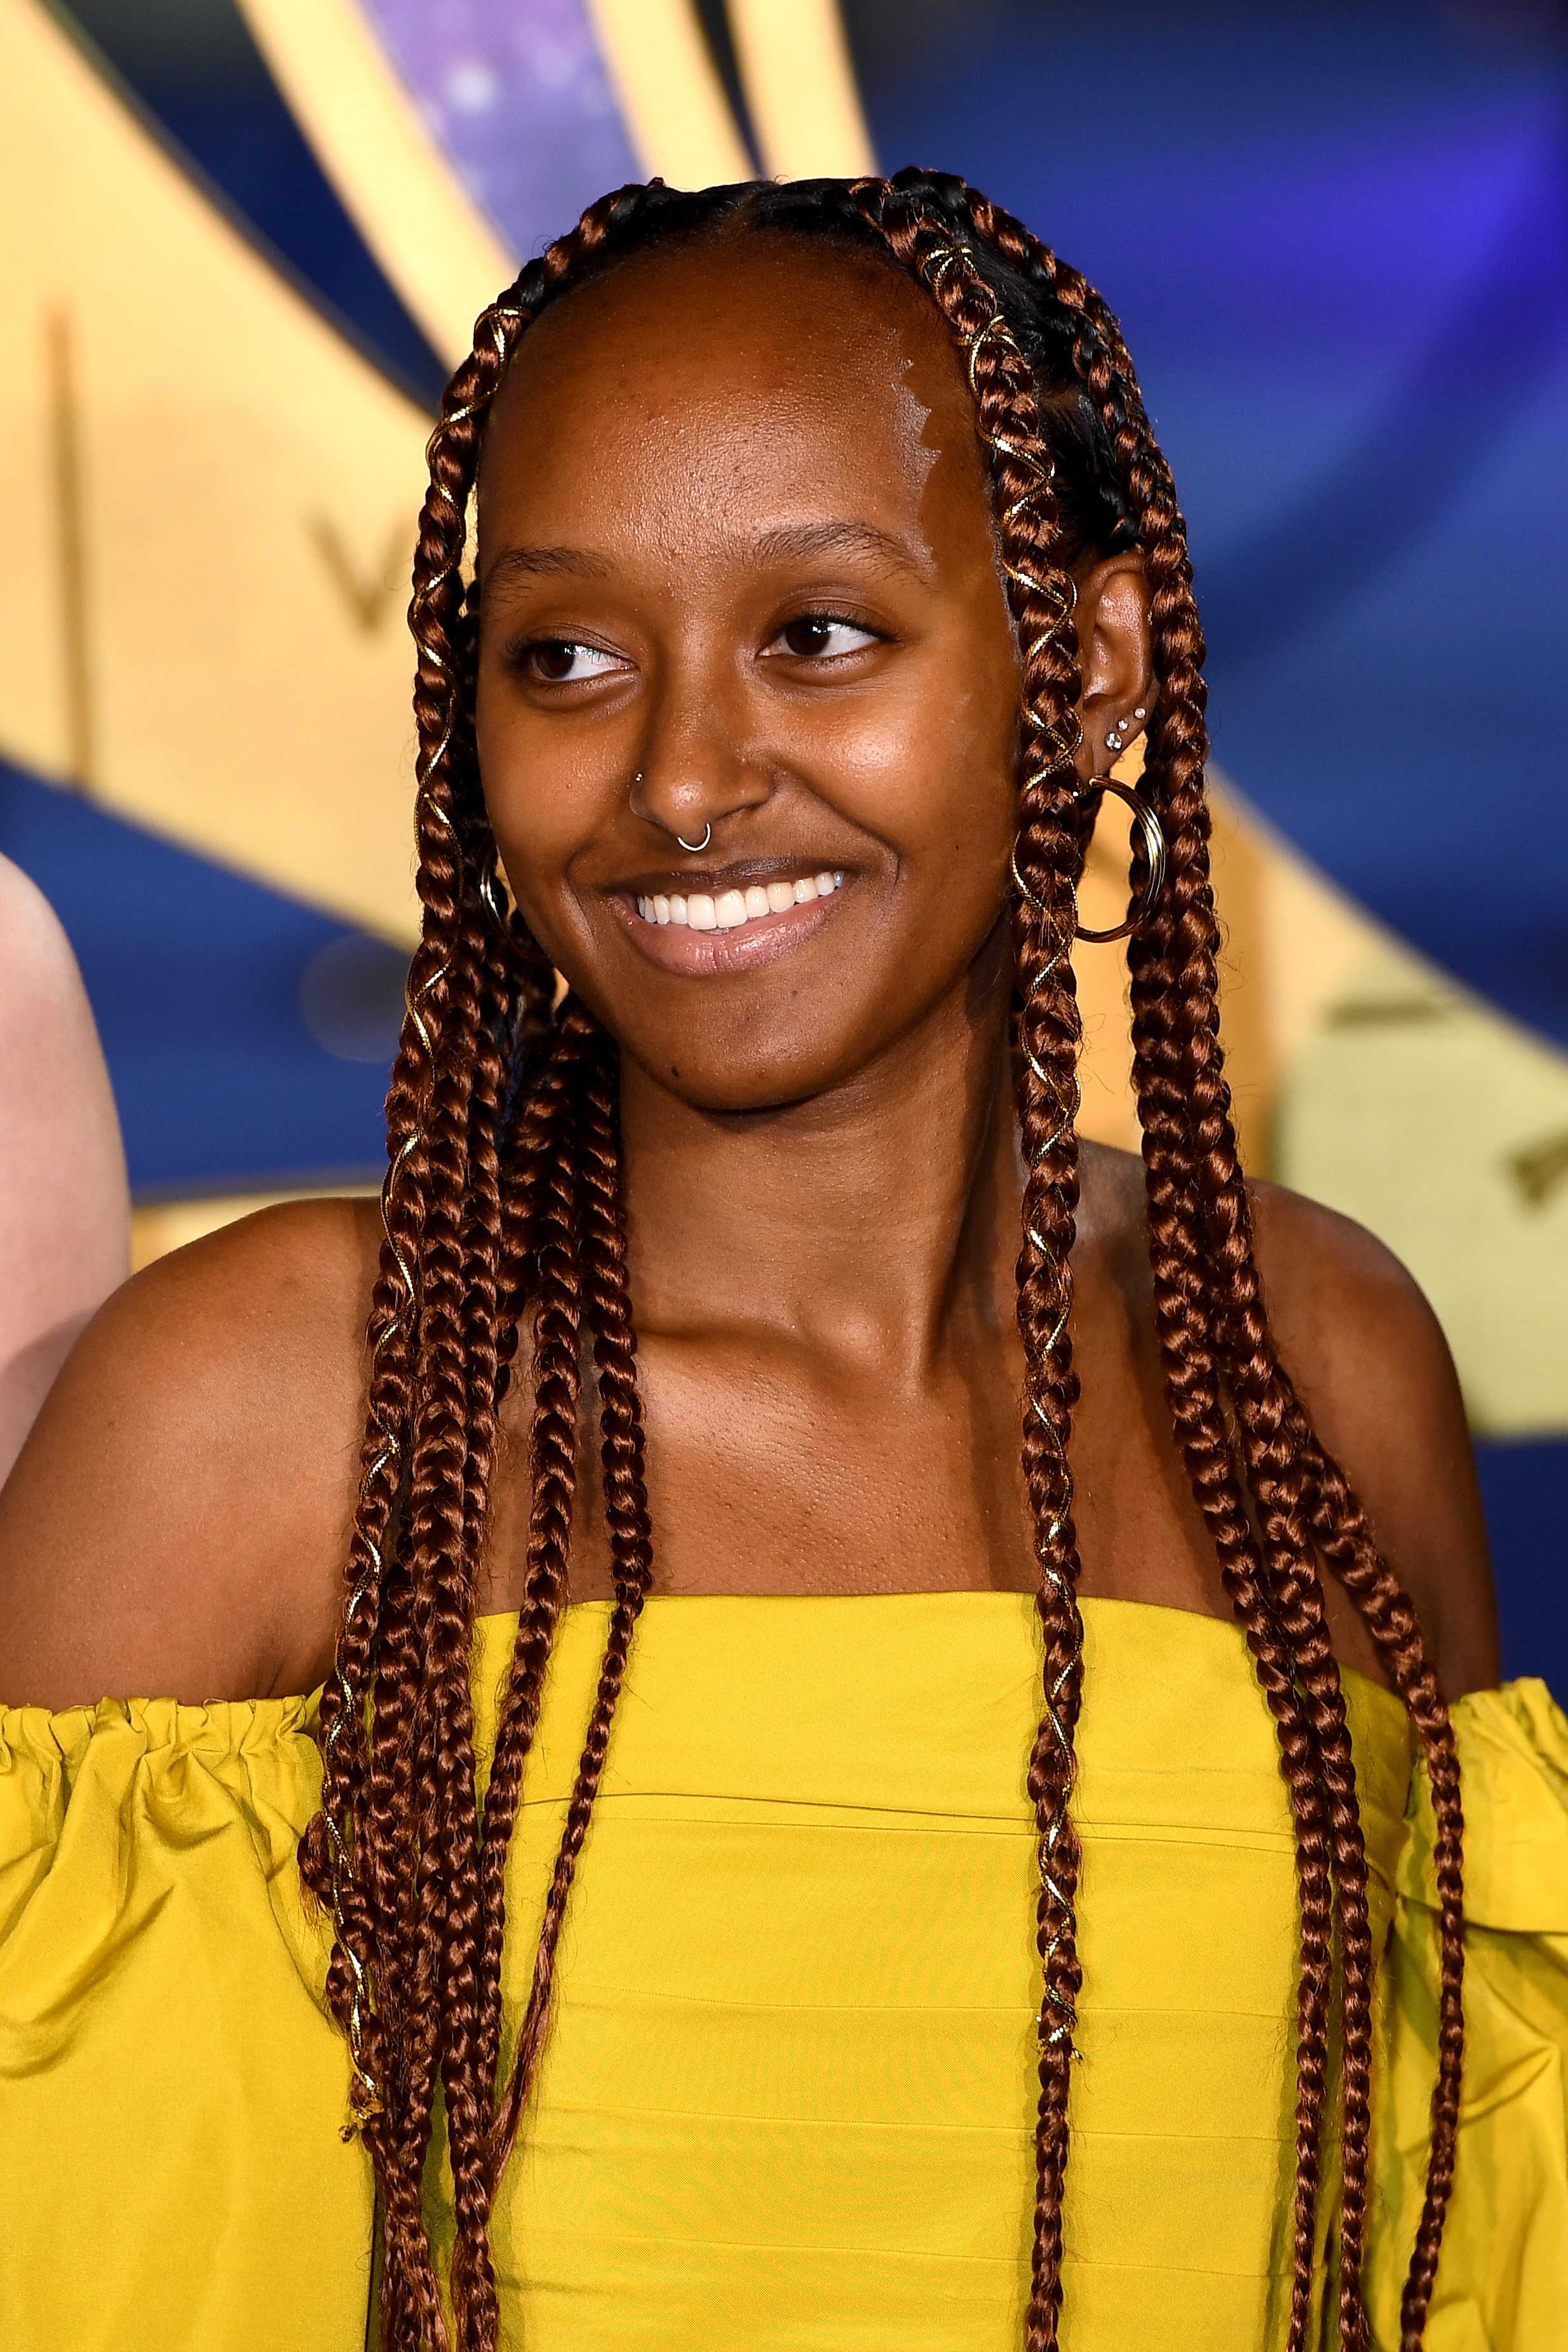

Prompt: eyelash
[770,611,882,659]
[505,609,885,686]
[510,639,620,685]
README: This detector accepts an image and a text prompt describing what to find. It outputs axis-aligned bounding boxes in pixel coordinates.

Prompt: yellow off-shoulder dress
[2,1594,1565,2349]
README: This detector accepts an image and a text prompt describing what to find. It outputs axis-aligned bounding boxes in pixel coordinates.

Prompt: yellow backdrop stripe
[0,0,429,941]
[726,0,876,179]
[583,0,754,187]
[236,0,515,371]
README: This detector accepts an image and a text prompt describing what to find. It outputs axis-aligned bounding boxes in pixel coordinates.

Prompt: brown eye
[774,614,879,660]
[519,639,620,683]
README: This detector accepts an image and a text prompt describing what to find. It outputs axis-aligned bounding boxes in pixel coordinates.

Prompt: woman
[1,172,1562,2352]
[0,852,128,1481]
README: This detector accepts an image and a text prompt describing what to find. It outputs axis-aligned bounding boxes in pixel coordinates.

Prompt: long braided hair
[299,171,1465,2352]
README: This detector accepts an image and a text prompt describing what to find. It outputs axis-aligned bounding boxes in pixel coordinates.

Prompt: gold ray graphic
[584,0,754,184]
[1,0,429,942]
[726,0,875,179]
[236,0,513,370]
[1073,745,1568,1438]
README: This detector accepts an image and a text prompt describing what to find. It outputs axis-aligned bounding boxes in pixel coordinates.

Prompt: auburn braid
[489,1027,656,2169]
[1112,778,1343,2344]
[924,174,1351,2340]
[1184,1137,1463,2347]
[372,356,515,2352]
[876,171,1351,2343]
[303,179,662,2349]
[882,166,1459,2345]
[311,170,1467,2349]
[384,595,547,2347]
[1049,250,1458,2342]
[1285,1401,1468,2349]
[1124,975,1342,2345]
[471,1003,597,2124]
[1095,371,1377,2341]
[303,713,487,2351]
[853,180,1092,2349]
[1209,1241,1379,2339]
[1081,291,1380,2352]
[938,172,1463,2348]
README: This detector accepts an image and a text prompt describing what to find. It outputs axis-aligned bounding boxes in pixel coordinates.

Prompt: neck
[617,942,1021,1382]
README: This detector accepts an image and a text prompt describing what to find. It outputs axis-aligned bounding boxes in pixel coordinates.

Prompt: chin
[618,1018,871,1119]
[636,1054,837,1119]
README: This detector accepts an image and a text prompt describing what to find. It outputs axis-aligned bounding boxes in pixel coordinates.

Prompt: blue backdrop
[14,0,1565,1680]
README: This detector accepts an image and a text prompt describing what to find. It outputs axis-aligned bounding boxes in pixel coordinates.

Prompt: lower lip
[609,884,847,975]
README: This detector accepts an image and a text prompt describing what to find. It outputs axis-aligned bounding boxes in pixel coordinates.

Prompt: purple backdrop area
[845,0,1568,1055]
[361,0,637,260]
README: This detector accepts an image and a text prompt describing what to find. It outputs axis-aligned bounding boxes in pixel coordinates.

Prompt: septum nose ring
[632,774,711,856]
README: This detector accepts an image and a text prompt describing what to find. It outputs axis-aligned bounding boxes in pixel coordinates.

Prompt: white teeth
[635,872,845,931]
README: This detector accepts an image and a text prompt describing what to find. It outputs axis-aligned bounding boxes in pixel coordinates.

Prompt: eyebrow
[747,520,931,576]
[484,518,929,594]
[485,543,615,589]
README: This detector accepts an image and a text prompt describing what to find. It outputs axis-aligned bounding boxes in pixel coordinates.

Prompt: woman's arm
[0,1198,379,1709]
[0,856,129,1482]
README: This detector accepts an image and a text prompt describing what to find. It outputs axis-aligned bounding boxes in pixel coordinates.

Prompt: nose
[626,663,773,849]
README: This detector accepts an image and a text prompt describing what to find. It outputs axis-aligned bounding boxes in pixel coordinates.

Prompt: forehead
[476,234,988,551]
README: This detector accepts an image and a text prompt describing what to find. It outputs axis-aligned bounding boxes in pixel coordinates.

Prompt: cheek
[837,644,1020,905]
[474,672,601,936]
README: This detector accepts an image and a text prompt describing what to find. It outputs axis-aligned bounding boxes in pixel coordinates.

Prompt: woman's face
[475,233,1022,1112]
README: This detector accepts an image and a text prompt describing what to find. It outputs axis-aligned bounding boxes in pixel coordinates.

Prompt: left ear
[1071,554,1152,781]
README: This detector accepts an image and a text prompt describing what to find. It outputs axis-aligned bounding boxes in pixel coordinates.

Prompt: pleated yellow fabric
[2,1595,1565,2351]
[0,1689,374,2348]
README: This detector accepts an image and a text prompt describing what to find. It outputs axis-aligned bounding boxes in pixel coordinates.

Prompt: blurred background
[2,0,1564,1672]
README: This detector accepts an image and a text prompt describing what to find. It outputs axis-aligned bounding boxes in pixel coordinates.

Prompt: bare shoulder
[1249,1178,1500,1696]
[1076,1144,1500,1697]
[0,1196,382,1709]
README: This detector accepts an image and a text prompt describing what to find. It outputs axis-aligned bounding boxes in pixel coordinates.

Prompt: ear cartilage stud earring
[1133,708,1146,720]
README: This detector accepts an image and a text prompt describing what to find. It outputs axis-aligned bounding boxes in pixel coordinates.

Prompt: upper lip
[605,855,844,896]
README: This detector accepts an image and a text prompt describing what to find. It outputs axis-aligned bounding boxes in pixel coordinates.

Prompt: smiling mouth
[634,870,846,933]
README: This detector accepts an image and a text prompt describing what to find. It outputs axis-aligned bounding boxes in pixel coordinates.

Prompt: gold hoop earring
[1074,778,1166,943]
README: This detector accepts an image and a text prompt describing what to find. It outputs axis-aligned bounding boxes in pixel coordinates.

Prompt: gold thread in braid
[917,238,1086,2060]
[321,295,528,2136]
[919,243,1167,943]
